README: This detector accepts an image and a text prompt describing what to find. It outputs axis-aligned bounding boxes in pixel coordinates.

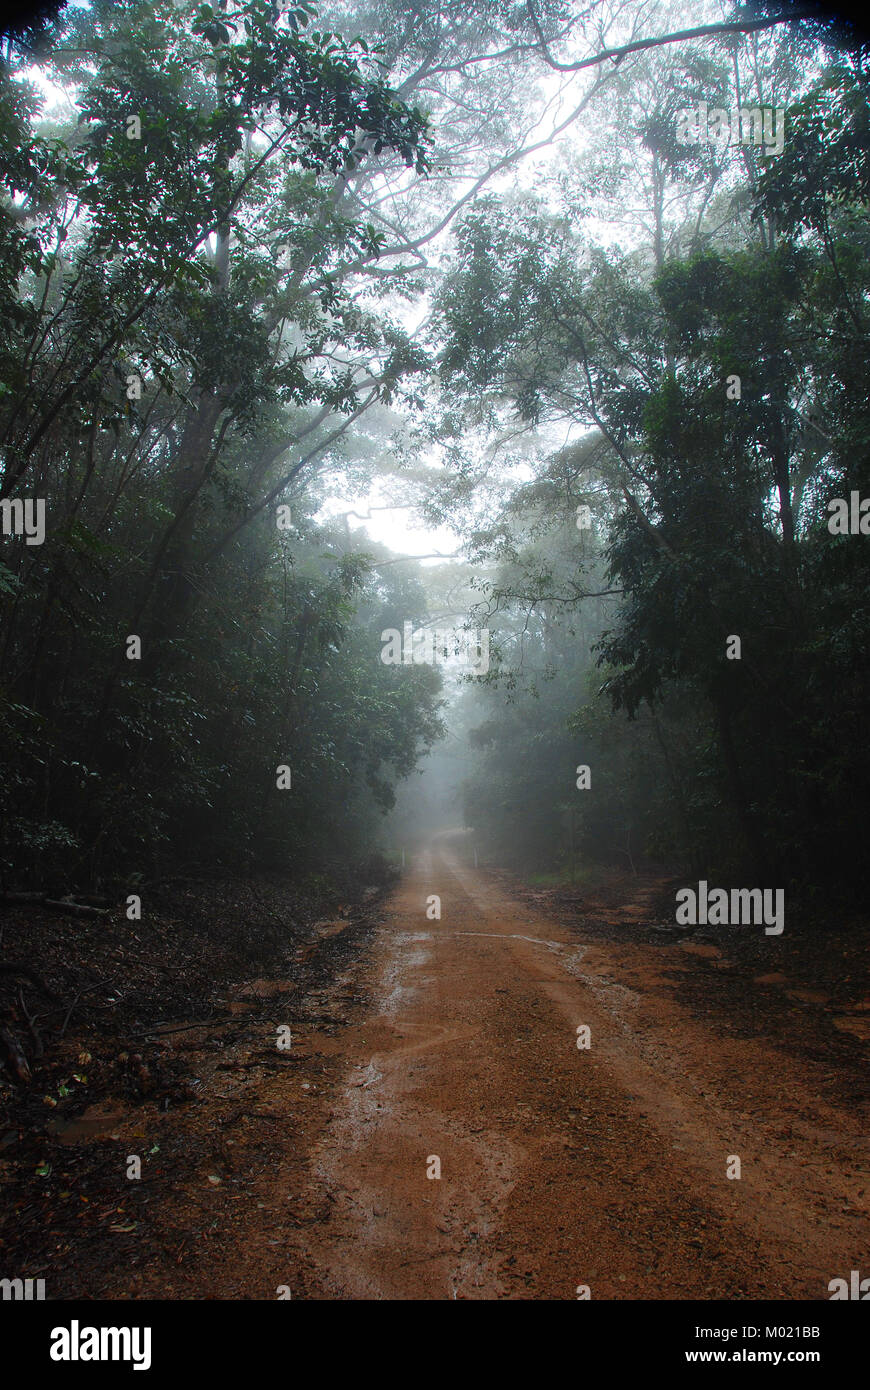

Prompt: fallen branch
[17,986,43,1061]
[129,1016,238,1039]
[1,892,110,919]
[54,982,105,1037]
[44,898,110,919]
[224,1110,283,1127]
[0,963,61,1002]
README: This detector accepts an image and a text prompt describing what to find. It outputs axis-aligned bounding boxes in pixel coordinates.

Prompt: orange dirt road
[275,833,868,1300]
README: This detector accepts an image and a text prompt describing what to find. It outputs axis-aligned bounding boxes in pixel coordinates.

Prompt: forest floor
[1,830,867,1299]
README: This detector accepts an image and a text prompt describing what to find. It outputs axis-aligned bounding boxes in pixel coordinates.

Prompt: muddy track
[11,833,866,1300]
[280,837,867,1299]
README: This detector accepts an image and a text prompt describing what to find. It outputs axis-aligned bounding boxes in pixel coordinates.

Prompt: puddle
[45,1102,143,1145]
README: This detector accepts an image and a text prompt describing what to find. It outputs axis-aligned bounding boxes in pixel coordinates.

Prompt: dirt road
[20,832,866,1300]
[263,833,867,1300]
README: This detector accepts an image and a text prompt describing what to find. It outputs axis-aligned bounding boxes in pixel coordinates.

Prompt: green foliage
[435,46,870,897]
[0,0,441,888]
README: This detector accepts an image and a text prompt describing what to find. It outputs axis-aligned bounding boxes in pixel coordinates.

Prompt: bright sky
[23,0,719,566]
